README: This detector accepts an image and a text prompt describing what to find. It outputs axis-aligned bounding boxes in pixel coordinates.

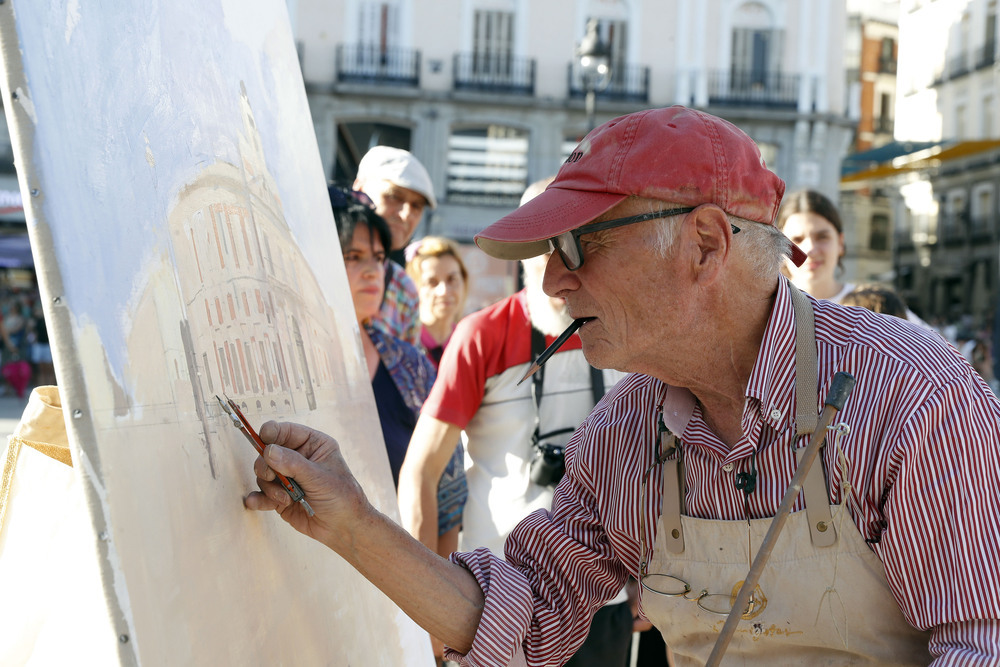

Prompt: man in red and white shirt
[397,178,632,666]
[246,106,1000,666]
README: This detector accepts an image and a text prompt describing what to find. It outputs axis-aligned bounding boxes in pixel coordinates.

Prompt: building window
[870,213,889,251]
[880,37,894,61]
[988,2,998,50]
[732,27,784,90]
[731,1,783,93]
[446,125,528,206]
[972,184,995,233]
[877,93,894,134]
[472,10,514,76]
[334,122,412,184]
[879,37,896,73]
[358,1,400,51]
[589,17,628,74]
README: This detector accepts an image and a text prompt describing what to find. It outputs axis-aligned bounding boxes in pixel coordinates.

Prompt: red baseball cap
[475,105,806,266]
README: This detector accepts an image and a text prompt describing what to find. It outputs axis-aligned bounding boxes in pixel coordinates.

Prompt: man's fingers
[252,422,318,482]
[263,442,307,478]
[258,420,284,445]
[259,421,335,462]
[259,420,317,452]
[243,490,279,512]
[252,455,276,481]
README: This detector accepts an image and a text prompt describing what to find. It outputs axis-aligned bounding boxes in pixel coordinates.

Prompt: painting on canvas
[0,1,431,664]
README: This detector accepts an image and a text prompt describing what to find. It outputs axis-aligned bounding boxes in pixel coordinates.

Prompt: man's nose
[542,252,578,297]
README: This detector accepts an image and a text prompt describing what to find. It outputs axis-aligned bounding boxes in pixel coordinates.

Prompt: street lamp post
[576,19,611,133]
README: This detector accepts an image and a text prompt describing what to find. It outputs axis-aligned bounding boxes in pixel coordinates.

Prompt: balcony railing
[874,115,894,134]
[970,214,998,242]
[947,52,970,79]
[707,70,799,109]
[939,216,967,246]
[453,53,535,95]
[877,57,897,74]
[566,63,650,103]
[976,40,997,70]
[335,44,420,87]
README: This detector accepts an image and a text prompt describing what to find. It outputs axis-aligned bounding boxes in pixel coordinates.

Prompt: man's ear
[688,204,732,279]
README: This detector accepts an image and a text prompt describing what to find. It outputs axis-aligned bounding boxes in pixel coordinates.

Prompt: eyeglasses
[547,208,741,271]
[638,573,766,619]
[637,450,765,621]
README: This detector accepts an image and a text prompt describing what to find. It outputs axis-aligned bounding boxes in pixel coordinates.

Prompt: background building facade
[289,0,854,247]
[842,0,999,327]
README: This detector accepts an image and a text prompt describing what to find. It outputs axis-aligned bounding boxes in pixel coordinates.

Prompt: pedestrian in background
[353,146,436,346]
[397,178,634,667]
[405,236,469,369]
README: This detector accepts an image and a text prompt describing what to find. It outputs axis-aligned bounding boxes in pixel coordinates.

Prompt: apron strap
[657,285,836,553]
[656,387,693,553]
[661,432,685,554]
[789,285,837,548]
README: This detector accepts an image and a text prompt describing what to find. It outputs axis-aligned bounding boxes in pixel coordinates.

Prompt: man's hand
[243,421,369,553]
[242,420,486,652]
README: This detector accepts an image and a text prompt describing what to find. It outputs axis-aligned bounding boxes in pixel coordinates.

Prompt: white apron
[639,287,932,666]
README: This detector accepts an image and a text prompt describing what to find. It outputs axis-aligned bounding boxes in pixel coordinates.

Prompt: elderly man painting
[245,106,1000,665]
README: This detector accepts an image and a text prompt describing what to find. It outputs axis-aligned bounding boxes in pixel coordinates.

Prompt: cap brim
[787,241,807,267]
[475,187,626,260]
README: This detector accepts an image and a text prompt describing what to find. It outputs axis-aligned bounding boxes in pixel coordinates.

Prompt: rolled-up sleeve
[445,548,535,666]
[444,417,633,667]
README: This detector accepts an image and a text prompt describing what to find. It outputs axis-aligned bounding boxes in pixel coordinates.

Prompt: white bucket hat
[356,145,437,209]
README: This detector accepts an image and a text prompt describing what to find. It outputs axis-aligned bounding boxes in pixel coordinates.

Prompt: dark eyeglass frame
[547,207,741,271]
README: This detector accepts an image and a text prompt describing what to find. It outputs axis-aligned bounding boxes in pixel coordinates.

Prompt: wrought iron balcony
[707,69,799,109]
[976,41,997,70]
[874,115,894,134]
[452,53,536,95]
[947,53,970,79]
[566,62,650,103]
[335,44,420,87]
[970,214,998,242]
[877,57,897,75]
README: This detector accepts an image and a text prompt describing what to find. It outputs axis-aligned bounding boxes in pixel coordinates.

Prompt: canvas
[0,1,432,664]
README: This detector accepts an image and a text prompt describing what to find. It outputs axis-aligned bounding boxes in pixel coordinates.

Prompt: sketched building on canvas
[122,83,352,438]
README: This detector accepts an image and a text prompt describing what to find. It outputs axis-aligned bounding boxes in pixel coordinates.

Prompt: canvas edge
[0,3,138,664]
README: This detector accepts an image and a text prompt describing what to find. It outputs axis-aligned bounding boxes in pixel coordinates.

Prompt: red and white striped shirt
[448,278,1000,666]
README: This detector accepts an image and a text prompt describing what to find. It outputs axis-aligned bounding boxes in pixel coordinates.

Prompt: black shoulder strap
[590,363,604,405]
[530,325,604,410]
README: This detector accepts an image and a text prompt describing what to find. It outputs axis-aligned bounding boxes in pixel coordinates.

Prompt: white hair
[645,203,788,280]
